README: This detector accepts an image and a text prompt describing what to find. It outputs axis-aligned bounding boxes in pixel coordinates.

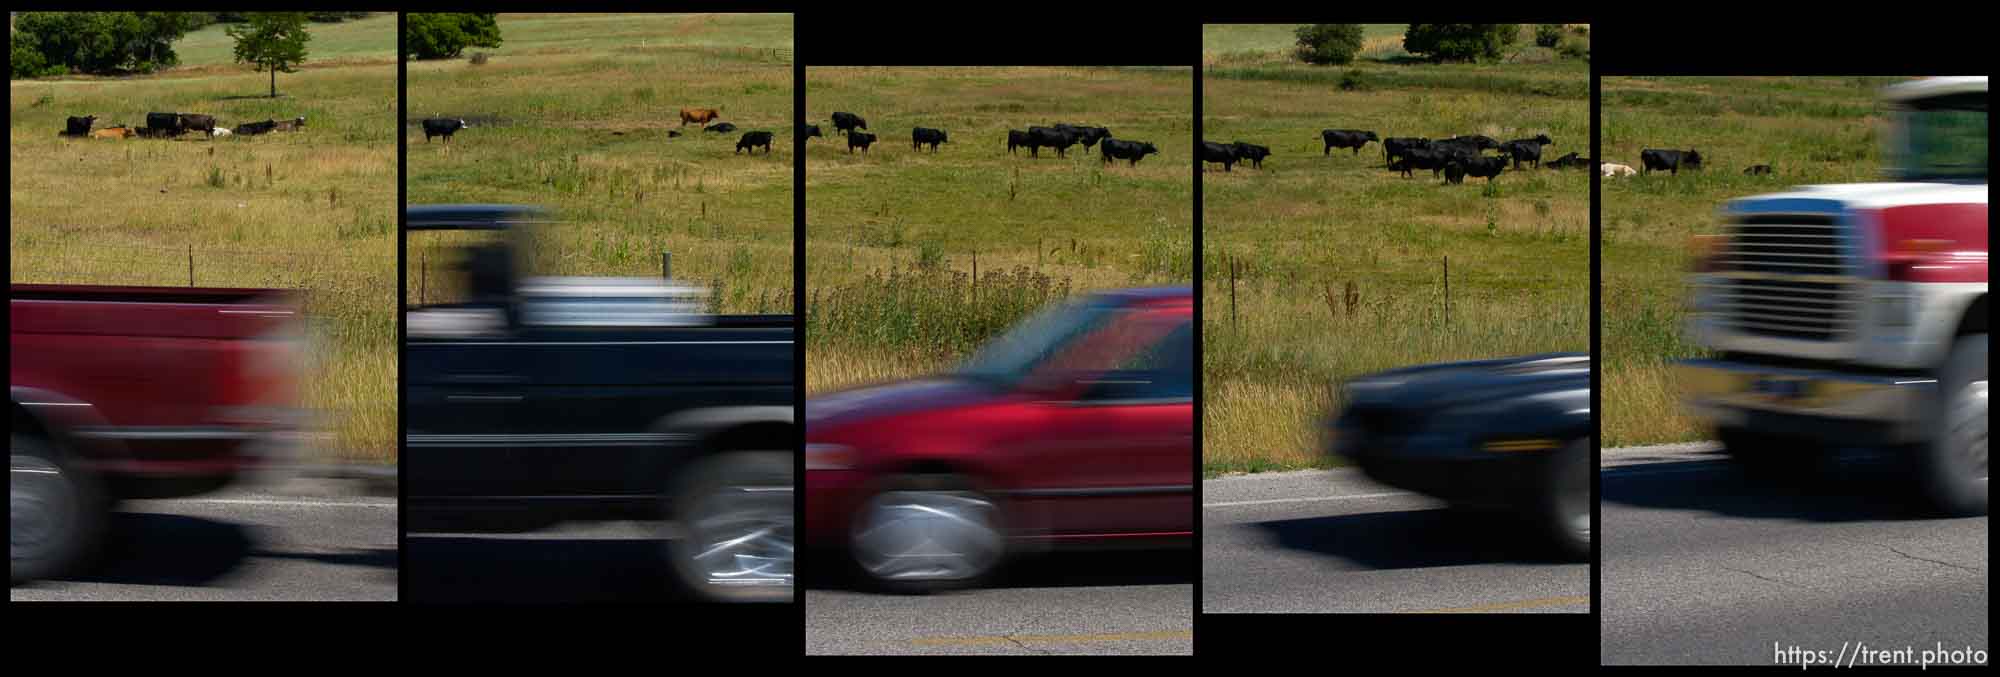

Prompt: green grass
[10,44,397,462]
[804,66,1194,393]
[1201,29,1589,476]
[1599,76,1911,447]
[404,13,795,315]
[173,14,399,68]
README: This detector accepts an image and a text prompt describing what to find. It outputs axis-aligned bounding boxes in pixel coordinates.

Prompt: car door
[1015,309,1194,536]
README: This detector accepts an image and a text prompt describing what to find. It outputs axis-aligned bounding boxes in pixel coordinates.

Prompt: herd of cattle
[415,107,775,154]
[806,111,1162,165]
[58,113,306,140]
[1198,128,1773,183]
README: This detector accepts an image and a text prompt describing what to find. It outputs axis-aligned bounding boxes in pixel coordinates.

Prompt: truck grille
[1717,215,1857,342]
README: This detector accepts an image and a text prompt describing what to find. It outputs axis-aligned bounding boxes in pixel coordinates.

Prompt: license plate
[1749,375,1809,400]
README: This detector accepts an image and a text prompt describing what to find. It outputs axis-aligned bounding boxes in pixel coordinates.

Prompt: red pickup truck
[11,284,305,584]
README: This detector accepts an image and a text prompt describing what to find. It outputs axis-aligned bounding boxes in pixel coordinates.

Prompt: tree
[228,12,311,98]
[403,13,502,60]
[1293,24,1365,65]
[1402,24,1519,63]
[11,11,199,77]
[1535,24,1565,48]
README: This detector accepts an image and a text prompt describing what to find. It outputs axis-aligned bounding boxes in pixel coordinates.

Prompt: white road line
[1203,491,1410,508]
[179,498,396,508]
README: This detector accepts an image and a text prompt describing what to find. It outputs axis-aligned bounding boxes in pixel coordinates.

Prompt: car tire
[1534,438,1592,561]
[664,451,794,603]
[1718,426,1818,482]
[11,433,107,586]
[848,474,1004,594]
[1915,333,1987,516]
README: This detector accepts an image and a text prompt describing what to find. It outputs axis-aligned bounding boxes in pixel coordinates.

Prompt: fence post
[1443,255,1450,330]
[187,245,194,286]
[1230,255,1238,332]
[662,251,672,280]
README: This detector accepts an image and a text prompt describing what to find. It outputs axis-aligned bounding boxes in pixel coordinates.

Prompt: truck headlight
[805,443,856,471]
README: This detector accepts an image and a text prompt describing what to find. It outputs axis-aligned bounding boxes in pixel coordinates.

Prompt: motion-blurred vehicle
[1679,76,1987,515]
[1329,353,1593,559]
[402,204,795,602]
[11,284,305,584]
[805,287,1193,592]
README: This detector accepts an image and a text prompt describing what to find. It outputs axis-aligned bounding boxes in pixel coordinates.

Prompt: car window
[1081,318,1192,401]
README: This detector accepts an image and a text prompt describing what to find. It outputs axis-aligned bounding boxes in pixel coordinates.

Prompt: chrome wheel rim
[1559,453,1591,544]
[11,454,74,564]
[852,490,1001,582]
[681,483,793,596]
[1948,377,1988,482]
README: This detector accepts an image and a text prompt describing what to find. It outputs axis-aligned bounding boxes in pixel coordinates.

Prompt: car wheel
[12,433,106,586]
[1534,438,1591,560]
[849,474,1004,594]
[664,451,794,602]
[1915,333,1987,516]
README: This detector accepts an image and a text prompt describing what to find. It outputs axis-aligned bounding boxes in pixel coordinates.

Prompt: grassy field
[174,14,399,67]
[10,22,397,462]
[405,13,794,316]
[1599,76,1906,447]
[1202,25,1590,476]
[804,66,1194,394]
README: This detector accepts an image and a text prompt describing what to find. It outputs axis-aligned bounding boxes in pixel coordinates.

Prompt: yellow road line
[911,630,1193,646]
[1402,595,1592,614]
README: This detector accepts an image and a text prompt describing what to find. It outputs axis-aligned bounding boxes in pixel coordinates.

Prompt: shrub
[403,13,503,60]
[1404,24,1518,63]
[1338,69,1366,91]
[1293,24,1365,65]
[469,51,490,65]
[1559,37,1591,61]
[1535,24,1564,48]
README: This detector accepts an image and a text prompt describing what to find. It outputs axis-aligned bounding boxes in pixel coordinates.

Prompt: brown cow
[679,107,721,126]
[90,127,136,139]
[273,116,307,132]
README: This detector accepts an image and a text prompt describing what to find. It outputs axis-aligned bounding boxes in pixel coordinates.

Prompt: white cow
[1601,162,1636,177]
[210,127,232,138]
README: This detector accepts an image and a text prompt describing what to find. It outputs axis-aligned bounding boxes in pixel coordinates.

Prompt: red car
[11,284,304,584]
[805,287,1193,592]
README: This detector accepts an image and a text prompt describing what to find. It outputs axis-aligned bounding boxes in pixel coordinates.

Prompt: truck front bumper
[1675,358,1937,445]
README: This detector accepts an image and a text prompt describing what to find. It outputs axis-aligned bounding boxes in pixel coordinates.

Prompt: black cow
[273,116,308,132]
[422,118,468,143]
[1321,129,1379,156]
[1639,148,1703,175]
[1501,138,1553,170]
[146,112,182,136]
[1053,124,1111,153]
[1007,129,1031,155]
[1431,138,1489,160]
[831,111,866,136]
[1230,141,1271,169]
[1025,126,1079,158]
[735,131,774,154]
[1459,155,1509,183]
[802,124,823,140]
[846,130,877,154]
[1383,136,1431,165]
[64,115,97,136]
[1200,141,1239,172]
[175,114,217,137]
[1444,134,1500,151]
[234,119,279,136]
[912,127,948,152]
[1544,152,1593,170]
[704,122,738,134]
[1744,164,1774,176]
[1443,161,1469,184]
[1099,138,1158,166]
[1392,147,1455,178]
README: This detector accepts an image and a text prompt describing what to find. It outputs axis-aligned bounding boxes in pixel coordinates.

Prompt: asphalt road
[1601,443,1989,666]
[404,519,705,603]
[9,480,397,601]
[1201,467,1590,613]
[806,549,1194,654]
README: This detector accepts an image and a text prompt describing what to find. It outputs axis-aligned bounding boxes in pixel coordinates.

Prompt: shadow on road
[804,546,1194,593]
[403,535,695,603]
[53,512,398,588]
[1249,508,1575,570]
[1602,454,1943,523]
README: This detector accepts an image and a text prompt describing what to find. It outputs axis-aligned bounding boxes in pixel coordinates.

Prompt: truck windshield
[955,298,1116,388]
[1888,93,1987,182]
